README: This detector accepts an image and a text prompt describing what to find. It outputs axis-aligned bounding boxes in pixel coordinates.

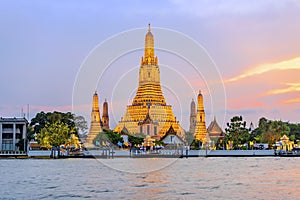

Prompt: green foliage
[190,140,201,150]
[36,122,75,147]
[16,139,26,151]
[26,126,35,142]
[225,116,250,150]
[93,129,124,146]
[153,140,164,146]
[30,111,78,133]
[128,133,145,146]
[254,117,290,145]
[288,123,300,141]
[185,131,194,146]
[105,130,124,145]
[214,138,225,150]
[30,111,87,147]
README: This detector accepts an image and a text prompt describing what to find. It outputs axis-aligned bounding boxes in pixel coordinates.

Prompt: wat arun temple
[113,24,185,139]
[85,24,224,146]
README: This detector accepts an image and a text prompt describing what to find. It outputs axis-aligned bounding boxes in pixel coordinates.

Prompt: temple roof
[0,117,28,123]
[166,125,176,135]
[120,126,129,135]
[138,106,159,125]
[280,134,289,141]
[207,117,224,138]
[160,125,184,143]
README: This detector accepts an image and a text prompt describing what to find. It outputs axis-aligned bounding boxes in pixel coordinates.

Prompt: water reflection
[0,158,300,199]
[100,157,179,173]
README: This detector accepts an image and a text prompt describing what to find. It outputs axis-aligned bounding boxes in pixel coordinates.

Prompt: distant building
[86,91,103,145]
[119,127,129,144]
[207,117,224,147]
[161,126,184,145]
[86,91,110,146]
[249,122,255,133]
[189,99,196,134]
[0,117,28,151]
[194,90,209,144]
[137,106,159,140]
[102,99,109,130]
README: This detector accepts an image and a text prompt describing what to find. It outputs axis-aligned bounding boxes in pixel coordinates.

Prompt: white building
[0,117,28,151]
[161,126,184,145]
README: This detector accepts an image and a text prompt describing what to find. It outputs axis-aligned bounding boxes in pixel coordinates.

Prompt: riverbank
[2,149,294,159]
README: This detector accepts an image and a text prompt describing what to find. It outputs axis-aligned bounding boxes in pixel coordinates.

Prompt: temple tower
[86,91,102,144]
[102,99,109,130]
[189,99,196,134]
[194,90,208,143]
[114,24,185,139]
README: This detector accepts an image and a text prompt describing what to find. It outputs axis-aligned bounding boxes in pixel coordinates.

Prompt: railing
[0,150,27,155]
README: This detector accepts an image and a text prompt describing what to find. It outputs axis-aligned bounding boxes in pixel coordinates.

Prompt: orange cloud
[267,83,300,95]
[282,98,300,104]
[226,56,300,82]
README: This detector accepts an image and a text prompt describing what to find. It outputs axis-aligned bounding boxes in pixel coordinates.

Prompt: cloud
[282,98,300,104]
[267,83,300,95]
[226,56,300,82]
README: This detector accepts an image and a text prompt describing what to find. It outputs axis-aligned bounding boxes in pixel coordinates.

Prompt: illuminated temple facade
[114,24,185,140]
[194,91,209,143]
[86,91,109,145]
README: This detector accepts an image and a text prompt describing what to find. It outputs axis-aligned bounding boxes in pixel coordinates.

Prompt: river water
[0,157,299,199]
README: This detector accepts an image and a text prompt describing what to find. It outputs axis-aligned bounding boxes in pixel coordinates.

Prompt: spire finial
[148,23,151,32]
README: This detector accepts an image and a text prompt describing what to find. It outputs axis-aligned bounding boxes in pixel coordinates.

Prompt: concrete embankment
[205,150,275,157]
[1,149,278,159]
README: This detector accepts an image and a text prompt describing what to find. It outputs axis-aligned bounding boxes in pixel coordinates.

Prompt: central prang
[114,24,185,140]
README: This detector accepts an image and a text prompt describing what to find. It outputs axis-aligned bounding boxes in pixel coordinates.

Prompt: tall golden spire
[91,91,101,122]
[86,91,102,145]
[194,90,208,143]
[142,23,157,65]
[134,24,165,105]
[114,24,185,139]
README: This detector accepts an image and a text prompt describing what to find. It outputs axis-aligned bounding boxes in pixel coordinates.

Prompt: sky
[1,0,300,130]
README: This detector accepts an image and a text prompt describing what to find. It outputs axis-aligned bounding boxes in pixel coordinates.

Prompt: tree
[254,117,290,146]
[225,116,250,150]
[185,131,194,146]
[30,111,87,148]
[30,111,87,141]
[93,130,124,146]
[36,122,75,147]
[288,123,300,141]
[215,138,225,150]
[128,133,145,146]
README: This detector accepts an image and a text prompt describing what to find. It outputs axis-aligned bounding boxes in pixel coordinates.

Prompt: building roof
[160,125,184,143]
[280,134,289,141]
[207,117,224,138]
[120,126,129,135]
[138,107,159,125]
[0,117,28,123]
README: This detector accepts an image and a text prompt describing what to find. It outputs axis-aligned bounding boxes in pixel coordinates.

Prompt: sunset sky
[1,0,300,130]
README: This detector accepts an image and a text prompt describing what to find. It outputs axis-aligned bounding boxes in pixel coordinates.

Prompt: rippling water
[0,157,299,199]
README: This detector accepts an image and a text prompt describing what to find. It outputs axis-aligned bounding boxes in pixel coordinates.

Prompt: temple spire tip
[148,23,151,32]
